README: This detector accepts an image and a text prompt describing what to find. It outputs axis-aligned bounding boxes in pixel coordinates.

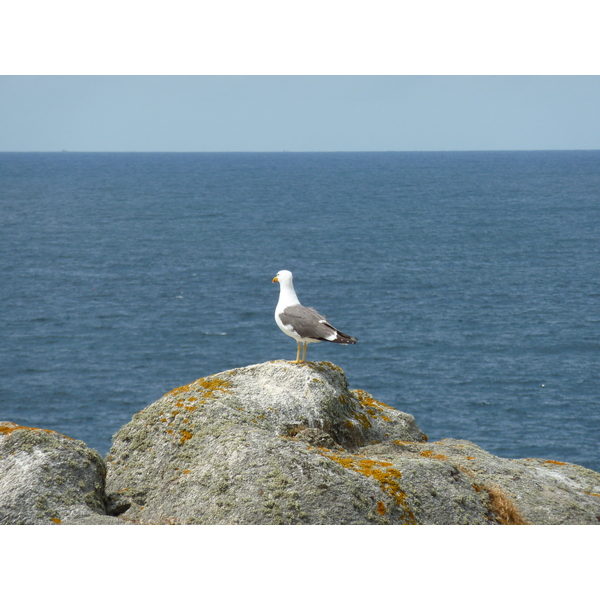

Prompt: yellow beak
[272,276,279,283]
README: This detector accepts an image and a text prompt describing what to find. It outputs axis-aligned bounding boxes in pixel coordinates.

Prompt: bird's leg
[302,342,307,362]
[294,342,302,363]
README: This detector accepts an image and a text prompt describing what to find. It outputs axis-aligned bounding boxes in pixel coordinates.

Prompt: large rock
[105,361,600,525]
[0,422,120,525]
[105,360,426,524]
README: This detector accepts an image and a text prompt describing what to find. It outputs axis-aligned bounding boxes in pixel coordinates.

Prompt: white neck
[277,277,300,309]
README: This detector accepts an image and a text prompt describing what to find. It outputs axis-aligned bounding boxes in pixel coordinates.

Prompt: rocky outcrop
[104,360,427,524]
[103,361,600,525]
[2,361,599,525]
[0,422,126,525]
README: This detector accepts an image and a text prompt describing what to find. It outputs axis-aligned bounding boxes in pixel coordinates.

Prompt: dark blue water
[1,151,599,472]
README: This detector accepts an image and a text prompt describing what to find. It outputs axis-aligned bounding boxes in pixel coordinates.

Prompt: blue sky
[1,76,599,151]
[2,2,599,151]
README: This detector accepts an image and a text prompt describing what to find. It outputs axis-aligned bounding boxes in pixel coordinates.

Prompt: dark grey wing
[280,304,357,344]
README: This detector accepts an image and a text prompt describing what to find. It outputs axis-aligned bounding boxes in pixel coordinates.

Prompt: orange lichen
[323,451,416,523]
[51,518,62,524]
[353,390,393,422]
[542,460,566,466]
[351,411,372,430]
[0,423,73,440]
[168,378,231,406]
[377,501,386,515]
[169,384,191,395]
[180,430,193,444]
[420,450,448,461]
[466,456,476,460]
[353,390,394,410]
[195,377,232,399]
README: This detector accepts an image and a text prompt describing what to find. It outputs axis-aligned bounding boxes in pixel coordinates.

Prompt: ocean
[1,151,599,473]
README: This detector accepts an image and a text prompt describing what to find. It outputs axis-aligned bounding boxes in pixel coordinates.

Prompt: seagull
[273,270,357,363]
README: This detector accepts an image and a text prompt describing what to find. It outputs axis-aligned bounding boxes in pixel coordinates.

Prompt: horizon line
[2,148,600,154]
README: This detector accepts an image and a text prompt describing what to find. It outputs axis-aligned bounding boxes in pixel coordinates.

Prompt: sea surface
[1,151,599,473]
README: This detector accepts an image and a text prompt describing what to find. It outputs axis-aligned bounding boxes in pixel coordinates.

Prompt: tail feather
[329,329,357,344]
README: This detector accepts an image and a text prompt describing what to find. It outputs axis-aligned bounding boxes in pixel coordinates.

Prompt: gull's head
[273,270,293,284]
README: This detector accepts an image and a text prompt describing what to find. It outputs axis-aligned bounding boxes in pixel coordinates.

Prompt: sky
[1,2,599,152]
[1,76,600,152]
